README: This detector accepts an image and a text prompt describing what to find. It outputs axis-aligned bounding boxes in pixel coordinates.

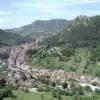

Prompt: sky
[0,0,100,29]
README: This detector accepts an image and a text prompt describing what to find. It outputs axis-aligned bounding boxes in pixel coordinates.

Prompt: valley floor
[4,91,72,100]
[4,90,100,100]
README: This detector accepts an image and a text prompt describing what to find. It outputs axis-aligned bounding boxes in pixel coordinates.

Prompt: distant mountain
[3,15,100,47]
[6,19,71,38]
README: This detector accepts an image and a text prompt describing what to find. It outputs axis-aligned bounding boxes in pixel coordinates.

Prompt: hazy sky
[0,0,100,29]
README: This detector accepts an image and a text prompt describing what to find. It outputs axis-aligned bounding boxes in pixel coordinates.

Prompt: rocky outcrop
[7,40,43,87]
[8,40,41,68]
[74,15,90,26]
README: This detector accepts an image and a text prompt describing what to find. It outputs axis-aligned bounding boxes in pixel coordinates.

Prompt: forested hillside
[0,29,35,46]
[26,15,100,78]
[43,15,100,47]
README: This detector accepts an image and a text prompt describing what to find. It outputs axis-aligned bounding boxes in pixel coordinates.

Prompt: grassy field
[4,91,72,100]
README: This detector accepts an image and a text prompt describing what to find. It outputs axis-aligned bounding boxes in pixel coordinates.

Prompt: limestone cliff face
[8,40,41,69]
[8,46,26,68]
[7,40,42,87]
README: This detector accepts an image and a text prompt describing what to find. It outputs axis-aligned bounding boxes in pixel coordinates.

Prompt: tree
[51,82,56,87]
[0,78,6,88]
[62,82,68,89]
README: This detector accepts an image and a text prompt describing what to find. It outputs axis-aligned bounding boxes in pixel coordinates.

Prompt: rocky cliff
[7,40,43,87]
